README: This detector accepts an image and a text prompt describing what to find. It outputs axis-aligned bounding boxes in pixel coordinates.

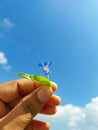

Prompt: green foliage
[17,72,52,87]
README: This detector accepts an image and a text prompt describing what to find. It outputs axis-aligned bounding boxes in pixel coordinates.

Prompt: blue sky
[0,0,98,130]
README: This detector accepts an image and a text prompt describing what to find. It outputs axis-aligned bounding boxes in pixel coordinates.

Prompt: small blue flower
[39,61,52,78]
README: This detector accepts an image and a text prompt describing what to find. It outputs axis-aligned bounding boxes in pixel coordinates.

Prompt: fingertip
[48,95,61,106]
[30,120,50,130]
[45,122,50,129]
[40,105,57,115]
[51,81,58,91]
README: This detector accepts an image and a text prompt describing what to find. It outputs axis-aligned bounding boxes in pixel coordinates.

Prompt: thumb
[1,86,52,130]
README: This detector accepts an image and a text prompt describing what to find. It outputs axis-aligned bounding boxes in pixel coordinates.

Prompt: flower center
[43,66,48,71]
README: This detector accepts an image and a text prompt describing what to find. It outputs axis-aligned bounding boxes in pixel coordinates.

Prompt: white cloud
[0,51,11,72]
[2,65,11,72]
[2,18,15,30]
[35,97,98,130]
[0,18,15,37]
[84,97,98,130]
[0,52,7,64]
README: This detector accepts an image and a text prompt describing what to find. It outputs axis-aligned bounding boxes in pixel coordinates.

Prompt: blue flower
[39,61,52,77]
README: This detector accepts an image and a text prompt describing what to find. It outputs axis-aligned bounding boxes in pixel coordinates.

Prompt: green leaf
[17,72,52,87]
[17,72,31,80]
[30,75,51,86]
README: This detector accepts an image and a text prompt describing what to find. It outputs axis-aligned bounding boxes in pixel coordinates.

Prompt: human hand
[0,79,60,130]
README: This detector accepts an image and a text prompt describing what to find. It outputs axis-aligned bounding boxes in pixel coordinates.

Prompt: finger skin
[0,79,57,103]
[0,79,60,130]
[0,95,60,118]
[40,105,56,115]
[0,100,10,118]
[0,86,52,130]
[0,79,59,118]
[25,119,50,130]
[47,95,61,106]
[7,95,60,110]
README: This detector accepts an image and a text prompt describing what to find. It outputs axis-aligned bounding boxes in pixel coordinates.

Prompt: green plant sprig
[17,72,52,87]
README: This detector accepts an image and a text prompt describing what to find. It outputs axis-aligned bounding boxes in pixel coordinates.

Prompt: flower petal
[47,61,52,66]
[38,62,44,67]
[44,61,48,66]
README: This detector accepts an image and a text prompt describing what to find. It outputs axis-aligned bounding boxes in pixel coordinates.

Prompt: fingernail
[37,87,52,102]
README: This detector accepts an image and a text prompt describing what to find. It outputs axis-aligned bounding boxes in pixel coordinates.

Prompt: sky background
[0,0,98,130]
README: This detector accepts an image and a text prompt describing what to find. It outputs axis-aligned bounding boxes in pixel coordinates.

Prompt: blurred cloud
[0,18,15,31]
[2,65,12,72]
[3,18,14,27]
[0,51,11,72]
[0,52,7,64]
[36,97,98,130]
[0,18,15,38]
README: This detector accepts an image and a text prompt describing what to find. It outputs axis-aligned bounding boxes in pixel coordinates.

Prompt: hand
[0,79,60,130]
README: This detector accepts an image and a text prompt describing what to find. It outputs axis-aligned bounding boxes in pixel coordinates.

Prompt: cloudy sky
[0,0,98,130]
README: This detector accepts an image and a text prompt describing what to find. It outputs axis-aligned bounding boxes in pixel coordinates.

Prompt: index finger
[0,79,57,103]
